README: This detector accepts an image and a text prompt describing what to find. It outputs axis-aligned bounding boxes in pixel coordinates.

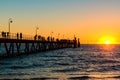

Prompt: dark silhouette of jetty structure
[0,32,80,58]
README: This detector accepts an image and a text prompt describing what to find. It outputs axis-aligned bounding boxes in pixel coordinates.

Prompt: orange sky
[0,0,120,44]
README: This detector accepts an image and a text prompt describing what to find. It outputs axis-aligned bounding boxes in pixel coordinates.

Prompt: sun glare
[105,40,110,44]
[98,36,117,44]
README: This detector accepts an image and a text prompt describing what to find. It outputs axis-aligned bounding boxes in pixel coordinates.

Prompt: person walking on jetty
[20,33,22,39]
[34,35,37,40]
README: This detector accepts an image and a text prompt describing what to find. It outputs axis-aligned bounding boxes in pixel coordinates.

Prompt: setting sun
[98,36,117,44]
[105,40,111,44]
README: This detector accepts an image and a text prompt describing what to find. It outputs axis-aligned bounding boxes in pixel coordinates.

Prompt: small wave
[68,76,120,80]
[1,75,120,80]
[113,76,120,78]
[52,68,79,73]
[10,65,33,69]
[68,75,90,79]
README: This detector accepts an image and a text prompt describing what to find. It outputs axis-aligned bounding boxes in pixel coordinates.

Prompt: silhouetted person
[2,32,6,38]
[2,31,4,37]
[47,36,50,41]
[56,38,59,42]
[20,33,22,39]
[38,35,41,40]
[34,35,37,40]
[74,37,77,48]
[78,38,80,47]
[52,37,54,41]
[7,32,9,38]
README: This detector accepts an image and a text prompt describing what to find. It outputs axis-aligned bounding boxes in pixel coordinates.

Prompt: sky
[0,0,120,44]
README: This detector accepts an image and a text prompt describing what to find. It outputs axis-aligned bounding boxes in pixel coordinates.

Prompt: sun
[98,36,117,44]
[105,40,110,44]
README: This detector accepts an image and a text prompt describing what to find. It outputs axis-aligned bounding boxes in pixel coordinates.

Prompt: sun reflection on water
[97,44,116,57]
[99,44,115,51]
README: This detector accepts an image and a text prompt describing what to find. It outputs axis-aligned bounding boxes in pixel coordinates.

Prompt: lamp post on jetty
[8,18,13,34]
[36,27,39,35]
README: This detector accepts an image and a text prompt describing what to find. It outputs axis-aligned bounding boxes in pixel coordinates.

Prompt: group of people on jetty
[34,34,56,42]
[1,31,64,42]
[1,31,23,39]
[1,31,80,47]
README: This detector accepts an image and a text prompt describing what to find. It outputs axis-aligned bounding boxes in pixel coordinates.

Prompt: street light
[8,18,13,34]
[36,27,39,35]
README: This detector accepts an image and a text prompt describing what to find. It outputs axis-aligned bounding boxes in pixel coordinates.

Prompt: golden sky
[0,0,120,44]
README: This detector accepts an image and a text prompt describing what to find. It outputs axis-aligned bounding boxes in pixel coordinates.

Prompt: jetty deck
[0,32,80,58]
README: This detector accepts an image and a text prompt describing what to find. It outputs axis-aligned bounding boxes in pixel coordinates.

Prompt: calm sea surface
[0,44,120,80]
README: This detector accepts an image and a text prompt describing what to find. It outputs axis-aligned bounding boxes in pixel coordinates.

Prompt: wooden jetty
[0,32,80,58]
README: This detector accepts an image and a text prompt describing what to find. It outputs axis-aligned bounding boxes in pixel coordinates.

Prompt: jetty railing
[0,31,34,40]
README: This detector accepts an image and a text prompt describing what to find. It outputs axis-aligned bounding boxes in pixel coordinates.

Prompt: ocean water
[0,44,120,80]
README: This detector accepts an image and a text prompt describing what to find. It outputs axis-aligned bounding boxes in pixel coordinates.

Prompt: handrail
[0,31,75,42]
[0,31,34,40]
